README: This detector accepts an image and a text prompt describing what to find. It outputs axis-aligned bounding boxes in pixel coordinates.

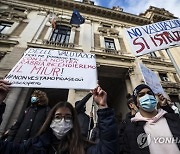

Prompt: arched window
[50,25,71,44]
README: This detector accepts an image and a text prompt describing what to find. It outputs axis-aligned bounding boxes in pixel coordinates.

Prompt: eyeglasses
[54,114,72,122]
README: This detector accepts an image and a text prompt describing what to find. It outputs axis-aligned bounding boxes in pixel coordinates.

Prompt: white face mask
[50,118,73,140]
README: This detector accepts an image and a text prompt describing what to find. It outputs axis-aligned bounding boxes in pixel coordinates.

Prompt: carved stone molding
[1,0,151,26]
[0,9,27,20]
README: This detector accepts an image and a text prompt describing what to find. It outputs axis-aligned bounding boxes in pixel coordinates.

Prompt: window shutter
[94,33,100,48]
[118,38,127,53]
[74,30,80,45]
[11,22,28,36]
[38,25,49,40]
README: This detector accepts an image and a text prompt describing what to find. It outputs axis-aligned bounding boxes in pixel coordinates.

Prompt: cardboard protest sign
[139,63,165,95]
[5,48,97,90]
[125,19,180,56]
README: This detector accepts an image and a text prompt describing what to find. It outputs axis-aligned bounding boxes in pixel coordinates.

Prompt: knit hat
[132,84,155,105]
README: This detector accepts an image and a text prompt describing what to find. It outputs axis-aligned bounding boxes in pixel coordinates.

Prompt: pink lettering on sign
[30,66,64,76]
[133,30,180,54]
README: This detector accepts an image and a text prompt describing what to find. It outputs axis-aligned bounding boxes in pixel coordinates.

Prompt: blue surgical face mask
[31,96,38,103]
[139,94,157,112]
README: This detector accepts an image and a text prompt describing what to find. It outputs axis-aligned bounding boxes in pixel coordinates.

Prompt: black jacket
[90,125,100,143]
[119,112,180,154]
[0,108,118,154]
[7,105,50,143]
[75,93,94,137]
[0,102,6,125]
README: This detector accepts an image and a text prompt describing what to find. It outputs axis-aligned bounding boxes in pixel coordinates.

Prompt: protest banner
[139,63,165,96]
[125,19,180,56]
[5,48,97,90]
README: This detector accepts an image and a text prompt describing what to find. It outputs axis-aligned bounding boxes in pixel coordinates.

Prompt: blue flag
[70,9,85,25]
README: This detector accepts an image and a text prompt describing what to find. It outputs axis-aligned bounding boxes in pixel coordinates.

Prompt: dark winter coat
[7,105,50,143]
[75,93,94,138]
[0,108,118,154]
[0,102,6,125]
[90,125,100,143]
[119,112,180,154]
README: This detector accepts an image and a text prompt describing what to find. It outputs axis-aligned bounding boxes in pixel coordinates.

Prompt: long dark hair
[37,101,93,154]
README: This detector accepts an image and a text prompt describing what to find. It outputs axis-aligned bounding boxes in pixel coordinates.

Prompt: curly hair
[32,90,48,106]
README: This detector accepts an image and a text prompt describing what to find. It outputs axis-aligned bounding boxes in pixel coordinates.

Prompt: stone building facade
[0,0,180,133]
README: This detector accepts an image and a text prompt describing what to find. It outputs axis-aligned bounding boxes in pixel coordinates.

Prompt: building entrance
[98,65,130,119]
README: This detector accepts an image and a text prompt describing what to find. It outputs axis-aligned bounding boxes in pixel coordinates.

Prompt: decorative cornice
[151,14,175,22]
[0,34,19,45]
[139,6,177,23]
[162,82,180,94]
[162,82,180,89]
[27,42,83,52]
[1,0,151,26]
[91,50,135,63]
[141,57,173,67]
[0,8,27,20]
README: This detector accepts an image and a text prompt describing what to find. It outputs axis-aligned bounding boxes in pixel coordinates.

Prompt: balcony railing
[43,40,75,48]
[102,48,123,55]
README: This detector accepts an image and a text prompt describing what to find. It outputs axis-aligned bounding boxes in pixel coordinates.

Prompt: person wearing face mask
[0,80,118,154]
[118,94,138,154]
[124,93,138,122]
[119,84,180,154]
[5,90,50,143]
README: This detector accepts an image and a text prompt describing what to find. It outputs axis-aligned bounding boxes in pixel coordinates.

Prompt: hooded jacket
[119,110,180,154]
[0,108,118,154]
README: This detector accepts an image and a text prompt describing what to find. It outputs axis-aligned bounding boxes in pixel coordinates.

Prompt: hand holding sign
[0,80,11,104]
[92,85,108,109]
[5,48,97,90]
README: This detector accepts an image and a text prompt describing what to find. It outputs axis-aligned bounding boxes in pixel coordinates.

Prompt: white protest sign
[5,48,97,90]
[139,63,165,95]
[125,19,180,56]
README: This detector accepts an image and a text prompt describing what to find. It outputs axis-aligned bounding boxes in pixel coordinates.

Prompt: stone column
[69,26,76,44]
[80,19,92,53]
[125,77,133,94]
[32,13,49,42]
[129,68,138,90]
[67,89,76,106]
[0,88,22,133]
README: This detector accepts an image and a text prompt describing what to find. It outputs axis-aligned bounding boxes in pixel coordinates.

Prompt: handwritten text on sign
[139,63,165,95]
[125,19,180,56]
[5,48,97,89]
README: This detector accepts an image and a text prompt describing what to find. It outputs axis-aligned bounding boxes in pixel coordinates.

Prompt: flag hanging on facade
[51,18,56,29]
[70,9,85,25]
[50,13,56,29]
[51,16,56,29]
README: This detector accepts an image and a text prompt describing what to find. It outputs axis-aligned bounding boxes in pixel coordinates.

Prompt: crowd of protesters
[0,79,179,154]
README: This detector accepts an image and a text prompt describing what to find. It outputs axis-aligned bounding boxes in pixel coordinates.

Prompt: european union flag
[70,9,85,25]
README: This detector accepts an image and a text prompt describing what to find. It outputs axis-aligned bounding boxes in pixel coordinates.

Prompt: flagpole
[165,48,180,78]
